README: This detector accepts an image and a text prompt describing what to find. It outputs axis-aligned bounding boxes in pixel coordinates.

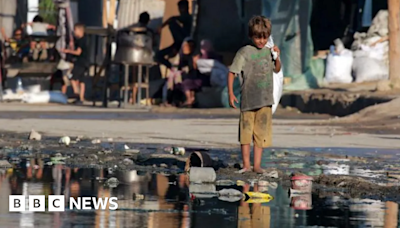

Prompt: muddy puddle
[1,162,400,228]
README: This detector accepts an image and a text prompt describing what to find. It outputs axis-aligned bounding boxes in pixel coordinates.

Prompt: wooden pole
[102,0,108,28]
[108,0,116,26]
[388,0,400,81]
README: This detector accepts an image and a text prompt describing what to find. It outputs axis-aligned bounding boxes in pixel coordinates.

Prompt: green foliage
[38,0,57,25]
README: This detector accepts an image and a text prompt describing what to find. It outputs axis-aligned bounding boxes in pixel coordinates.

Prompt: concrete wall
[0,0,18,39]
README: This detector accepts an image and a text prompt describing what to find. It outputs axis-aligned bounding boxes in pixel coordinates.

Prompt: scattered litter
[215,180,235,186]
[123,158,134,165]
[59,136,71,146]
[91,139,101,144]
[236,180,246,186]
[75,136,83,142]
[51,156,66,165]
[132,193,145,201]
[290,174,313,193]
[322,163,350,175]
[189,183,216,198]
[218,188,243,202]
[189,167,216,183]
[105,177,119,188]
[262,170,279,179]
[28,129,42,141]
[290,194,312,210]
[124,144,130,150]
[165,147,186,156]
[123,149,140,156]
[89,154,98,160]
[160,163,168,168]
[54,153,62,157]
[107,138,114,142]
[104,150,112,154]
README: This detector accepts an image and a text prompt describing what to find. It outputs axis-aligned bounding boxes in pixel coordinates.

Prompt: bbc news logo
[9,195,118,212]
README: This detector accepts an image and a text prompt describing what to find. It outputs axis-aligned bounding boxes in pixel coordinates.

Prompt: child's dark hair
[178,0,189,9]
[74,22,85,31]
[248,15,271,39]
[139,12,150,24]
[33,15,44,23]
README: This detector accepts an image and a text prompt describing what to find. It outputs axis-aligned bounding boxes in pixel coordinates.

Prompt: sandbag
[197,59,228,87]
[324,50,353,84]
[22,91,68,104]
[353,56,388,83]
[24,84,41,93]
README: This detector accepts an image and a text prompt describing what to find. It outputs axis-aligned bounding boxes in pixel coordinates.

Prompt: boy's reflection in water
[153,173,190,228]
[238,183,271,228]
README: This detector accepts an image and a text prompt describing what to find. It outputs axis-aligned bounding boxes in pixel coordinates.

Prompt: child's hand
[273,46,280,55]
[272,46,280,59]
[229,93,238,109]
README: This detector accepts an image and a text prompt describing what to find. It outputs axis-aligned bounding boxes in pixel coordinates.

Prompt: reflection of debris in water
[0,161,399,227]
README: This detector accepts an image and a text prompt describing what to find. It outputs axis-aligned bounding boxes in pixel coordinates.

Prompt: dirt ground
[0,103,399,149]
[334,97,400,134]
[0,102,400,200]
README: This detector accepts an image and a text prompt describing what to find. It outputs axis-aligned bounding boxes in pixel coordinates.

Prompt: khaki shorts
[239,106,272,148]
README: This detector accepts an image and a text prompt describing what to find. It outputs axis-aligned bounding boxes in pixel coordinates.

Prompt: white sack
[324,50,353,84]
[22,91,68,104]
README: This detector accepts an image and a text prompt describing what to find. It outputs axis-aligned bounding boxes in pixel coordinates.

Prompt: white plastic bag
[324,50,353,84]
[272,69,284,114]
[265,36,283,115]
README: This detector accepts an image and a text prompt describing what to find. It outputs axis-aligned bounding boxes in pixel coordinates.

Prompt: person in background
[178,38,211,107]
[228,15,281,174]
[199,39,222,61]
[155,0,192,70]
[23,15,56,60]
[61,23,89,105]
[0,27,30,57]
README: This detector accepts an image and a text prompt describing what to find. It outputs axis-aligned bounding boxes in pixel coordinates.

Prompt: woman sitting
[179,38,213,107]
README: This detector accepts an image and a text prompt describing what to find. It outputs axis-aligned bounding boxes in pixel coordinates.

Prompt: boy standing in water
[228,16,281,174]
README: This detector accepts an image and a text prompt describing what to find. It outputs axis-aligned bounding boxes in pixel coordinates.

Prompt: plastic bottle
[216,180,235,186]
[165,147,186,155]
[16,77,24,94]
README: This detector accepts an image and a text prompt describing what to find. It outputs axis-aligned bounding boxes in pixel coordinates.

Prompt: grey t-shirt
[229,45,274,111]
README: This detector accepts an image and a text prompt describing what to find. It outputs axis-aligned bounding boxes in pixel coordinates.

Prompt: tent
[195,0,324,92]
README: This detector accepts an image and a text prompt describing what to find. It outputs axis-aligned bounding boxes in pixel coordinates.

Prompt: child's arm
[228,72,238,109]
[228,51,244,109]
[62,47,82,56]
[21,22,33,28]
[272,46,281,73]
[1,27,8,41]
[47,24,56,30]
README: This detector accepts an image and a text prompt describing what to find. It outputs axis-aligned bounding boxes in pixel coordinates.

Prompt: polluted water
[0,159,399,228]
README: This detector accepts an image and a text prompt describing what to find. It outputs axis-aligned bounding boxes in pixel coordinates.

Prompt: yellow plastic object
[236,180,246,186]
[244,192,274,203]
[245,198,273,204]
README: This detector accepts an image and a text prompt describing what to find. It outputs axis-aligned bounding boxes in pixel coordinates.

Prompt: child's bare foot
[253,168,265,174]
[235,167,252,174]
